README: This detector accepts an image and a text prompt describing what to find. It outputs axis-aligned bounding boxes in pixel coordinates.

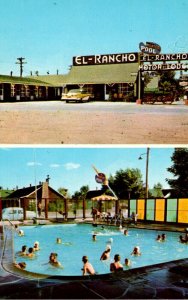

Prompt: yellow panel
[178,199,188,223]
[155,199,165,221]
[137,199,145,210]
[179,199,188,210]
[137,199,145,220]
[137,210,144,220]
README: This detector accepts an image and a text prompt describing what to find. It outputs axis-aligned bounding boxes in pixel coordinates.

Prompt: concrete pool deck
[1,222,188,299]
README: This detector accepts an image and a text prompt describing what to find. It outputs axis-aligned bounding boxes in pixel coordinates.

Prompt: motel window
[11,84,15,97]
[20,85,26,97]
[25,85,30,97]
[118,83,134,97]
[0,84,3,96]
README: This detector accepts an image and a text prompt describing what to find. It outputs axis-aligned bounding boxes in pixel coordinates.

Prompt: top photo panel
[0,0,188,145]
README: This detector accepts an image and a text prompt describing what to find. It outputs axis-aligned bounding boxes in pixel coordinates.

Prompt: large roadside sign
[139,42,161,55]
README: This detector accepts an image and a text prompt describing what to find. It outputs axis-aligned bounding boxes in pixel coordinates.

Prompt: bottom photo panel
[0,146,188,299]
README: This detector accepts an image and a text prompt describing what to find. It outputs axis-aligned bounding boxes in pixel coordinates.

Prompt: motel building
[0,46,188,102]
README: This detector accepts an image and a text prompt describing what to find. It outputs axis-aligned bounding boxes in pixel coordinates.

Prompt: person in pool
[49,253,62,267]
[124,258,132,267]
[161,233,166,241]
[100,248,111,261]
[33,241,40,251]
[82,256,95,276]
[92,234,97,241]
[179,235,188,243]
[18,245,27,256]
[124,229,128,236]
[131,246,141,256]
[18,229,24,236]
[110,254,123,272]
[14,261,26,270]
[156,234,162,242]
[26,247,35,258]
[56,238,62,244]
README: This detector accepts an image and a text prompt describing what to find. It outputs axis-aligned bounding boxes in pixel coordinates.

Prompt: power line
[15,57,27,77]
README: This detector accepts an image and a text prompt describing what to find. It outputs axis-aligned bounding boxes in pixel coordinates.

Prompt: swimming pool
[14,224,188,276]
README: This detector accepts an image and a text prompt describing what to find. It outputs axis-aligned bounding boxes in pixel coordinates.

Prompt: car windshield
[68,89,87,94]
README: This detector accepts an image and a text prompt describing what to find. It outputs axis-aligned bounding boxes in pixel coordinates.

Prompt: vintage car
[61,88,94,103]
[2,207,36,220]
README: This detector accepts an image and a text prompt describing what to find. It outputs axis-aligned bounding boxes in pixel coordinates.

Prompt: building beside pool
[0,177,68,220]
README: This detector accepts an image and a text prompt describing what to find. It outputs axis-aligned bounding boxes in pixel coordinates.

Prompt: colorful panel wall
[129,198,188,224]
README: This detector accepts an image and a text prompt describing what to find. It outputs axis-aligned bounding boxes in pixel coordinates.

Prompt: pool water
[14,224,188,276]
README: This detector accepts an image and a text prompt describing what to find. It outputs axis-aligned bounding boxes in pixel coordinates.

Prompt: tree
[166,148,188,196]
[72,185,90,208]
[158,70,178,93]
[151,183,163,197]
[108,168,144,199]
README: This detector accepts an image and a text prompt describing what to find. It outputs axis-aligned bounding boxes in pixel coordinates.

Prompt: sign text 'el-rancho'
[73,53,138,66]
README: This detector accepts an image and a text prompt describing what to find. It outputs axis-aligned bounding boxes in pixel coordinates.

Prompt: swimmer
[131,246,141,256]
[26,247,35,258]
[100,248,111,261]
[33,241,40,251]
[124,229,128,236]
[18,229,24,236]
[92,234,97,241]
[14,262,26,270]
[107,237,113,244]
[110,254,123,272]
[18,245,27,256]
[124,258,132,267]
[56,238,62,244]
[161,233,166,241]
[156,234,162,242]
[49,253,61,267]
[82,256,95,276]
[179,235,188,243]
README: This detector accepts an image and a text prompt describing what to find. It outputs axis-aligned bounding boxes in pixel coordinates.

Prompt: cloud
[50,163,60,168]
[27,161,42,167]
[63,162,81,170]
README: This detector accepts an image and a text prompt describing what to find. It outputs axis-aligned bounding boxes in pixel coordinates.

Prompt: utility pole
[15,57,27,77]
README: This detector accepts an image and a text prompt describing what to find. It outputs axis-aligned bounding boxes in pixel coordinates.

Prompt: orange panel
[155,199,165,221]
[137,199,145,220]
[178,199,188,223]
[178,199,188,210]
[178,211,188,223]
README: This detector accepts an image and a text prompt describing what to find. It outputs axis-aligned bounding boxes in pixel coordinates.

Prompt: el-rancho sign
[73,42,188,71]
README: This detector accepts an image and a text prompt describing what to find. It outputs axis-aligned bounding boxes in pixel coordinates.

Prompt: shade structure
[91,194,117,201]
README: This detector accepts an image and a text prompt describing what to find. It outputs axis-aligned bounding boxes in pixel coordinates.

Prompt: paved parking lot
[0,100,188,144]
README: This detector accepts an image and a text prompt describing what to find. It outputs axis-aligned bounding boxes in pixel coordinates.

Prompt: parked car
[2,207,36,220]
[61,88,94,103]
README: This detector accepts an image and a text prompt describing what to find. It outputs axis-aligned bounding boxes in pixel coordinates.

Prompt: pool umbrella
[91,194,117,201]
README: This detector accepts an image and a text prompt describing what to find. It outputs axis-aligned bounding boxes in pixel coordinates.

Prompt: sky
[0,146,178,195]
[0,0,187,76]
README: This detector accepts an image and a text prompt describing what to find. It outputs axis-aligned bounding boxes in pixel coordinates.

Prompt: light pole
[138,148,150,198]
